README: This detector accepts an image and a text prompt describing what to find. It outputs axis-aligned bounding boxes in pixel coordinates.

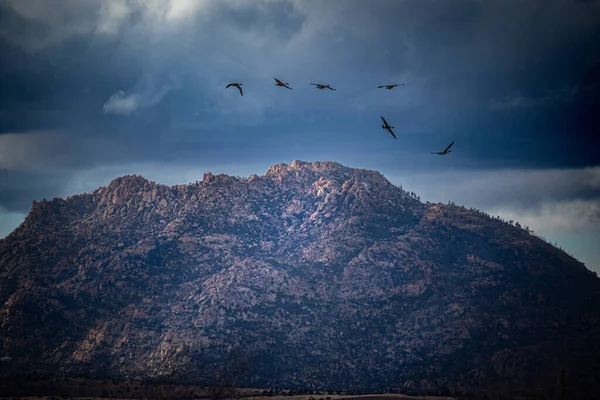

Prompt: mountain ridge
[1,160,599,394]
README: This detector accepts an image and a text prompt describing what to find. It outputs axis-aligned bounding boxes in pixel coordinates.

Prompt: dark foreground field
[1,396,453,400]
[0,397,454,400]
[0,376,454,400]
[0,375,590,399]
[0,377,456,400]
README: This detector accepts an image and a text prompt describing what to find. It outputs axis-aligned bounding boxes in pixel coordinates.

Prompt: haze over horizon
[0,0,599,272]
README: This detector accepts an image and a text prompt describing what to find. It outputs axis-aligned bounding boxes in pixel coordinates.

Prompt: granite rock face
[1,160,599,392]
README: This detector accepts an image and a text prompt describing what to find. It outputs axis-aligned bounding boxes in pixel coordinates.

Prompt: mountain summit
[1,161,599,393]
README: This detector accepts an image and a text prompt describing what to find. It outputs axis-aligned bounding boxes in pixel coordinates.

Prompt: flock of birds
[226,77,455,156]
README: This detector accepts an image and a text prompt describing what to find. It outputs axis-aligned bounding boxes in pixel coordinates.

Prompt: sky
[0,0,599,272]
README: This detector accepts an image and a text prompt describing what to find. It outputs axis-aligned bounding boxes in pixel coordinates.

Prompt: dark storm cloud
[0,169,69,212]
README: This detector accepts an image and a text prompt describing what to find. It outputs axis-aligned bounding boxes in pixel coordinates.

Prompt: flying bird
[273,77,293,90]
[310,83,337,91]
[380,116,397,139]
[432,141,455,155]
[377,84,404,90]
[225,83,243,96]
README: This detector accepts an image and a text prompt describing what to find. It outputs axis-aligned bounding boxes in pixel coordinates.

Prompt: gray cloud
[103,74,180,115]
[0,0,101,52]
[389,167,600,210]
[495,200,600,233]
[0,168,70,212]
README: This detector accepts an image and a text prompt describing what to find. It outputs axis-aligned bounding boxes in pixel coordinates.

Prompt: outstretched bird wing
[381,116,389,127]
[377,85,386,88]
[226,83,243,96]
[444,141,455,153]
[274,77,283,85]
[386,127,397,139]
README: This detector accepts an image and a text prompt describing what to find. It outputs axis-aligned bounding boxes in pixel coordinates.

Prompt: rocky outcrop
[0,161,599,393]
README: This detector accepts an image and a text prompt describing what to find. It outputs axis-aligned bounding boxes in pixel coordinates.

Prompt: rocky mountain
[1,160,599,394]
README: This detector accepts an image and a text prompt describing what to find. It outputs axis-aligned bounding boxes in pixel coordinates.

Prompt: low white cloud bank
[494,200,600,233]
[390,167,600,208]
[388,166,600,234]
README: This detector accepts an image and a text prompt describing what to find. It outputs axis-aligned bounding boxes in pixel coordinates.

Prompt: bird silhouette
[432,141,455,155]
[274,77,293,90]
[310,83,336,91]
[225,83,243,96]
[380,116,397,139]
[377,84,404,90]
